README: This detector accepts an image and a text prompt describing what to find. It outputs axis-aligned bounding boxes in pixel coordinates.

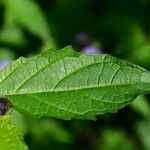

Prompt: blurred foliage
[131,96,150,119]
[99,129,136,150]
[0,115,28,150]
[0,0,150,150]
[136,119,150,150]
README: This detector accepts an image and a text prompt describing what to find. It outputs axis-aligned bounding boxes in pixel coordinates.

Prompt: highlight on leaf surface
[0,46,150,120]
[0,115,27,150]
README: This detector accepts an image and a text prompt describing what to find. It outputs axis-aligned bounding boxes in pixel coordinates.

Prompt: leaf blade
[0,116,27,150]
[0,46,150,120]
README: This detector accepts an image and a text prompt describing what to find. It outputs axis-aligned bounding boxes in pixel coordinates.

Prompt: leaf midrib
[1,81,141,96]
[0,55,148,96]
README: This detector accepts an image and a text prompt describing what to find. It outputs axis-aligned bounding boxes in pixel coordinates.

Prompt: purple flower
[82,46,103,54]
[0,60,9,71]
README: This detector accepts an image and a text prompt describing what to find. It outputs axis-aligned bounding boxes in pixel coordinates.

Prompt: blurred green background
[0,0,150,150]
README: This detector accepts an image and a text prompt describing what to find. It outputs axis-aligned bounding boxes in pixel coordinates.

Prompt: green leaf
[0,25,25,46]
[27,118,73,144]
[131,96,150,119]
[0,46,150,120]
[136,120,150,150]
[0,115,28,150]
[0,48,15,61]
[4,0,53,41]
[100,129,136,150]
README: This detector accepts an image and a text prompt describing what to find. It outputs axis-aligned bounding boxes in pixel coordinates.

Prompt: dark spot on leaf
[0,97,12,115]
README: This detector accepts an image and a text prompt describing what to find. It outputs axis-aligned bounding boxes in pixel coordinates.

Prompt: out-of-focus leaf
[4,0,55,48]
[130,44,150,67]
[0,46,150,120]
[27,118,73,144]
[100,129,136,150]
[0,25,25,46]
[131,96,150,119]
[136,120,150,150]
[11,110,28,134]
[115,22,147,56]
[0,115,28,150]
[0,48,16,61]
[41,39,56,52]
